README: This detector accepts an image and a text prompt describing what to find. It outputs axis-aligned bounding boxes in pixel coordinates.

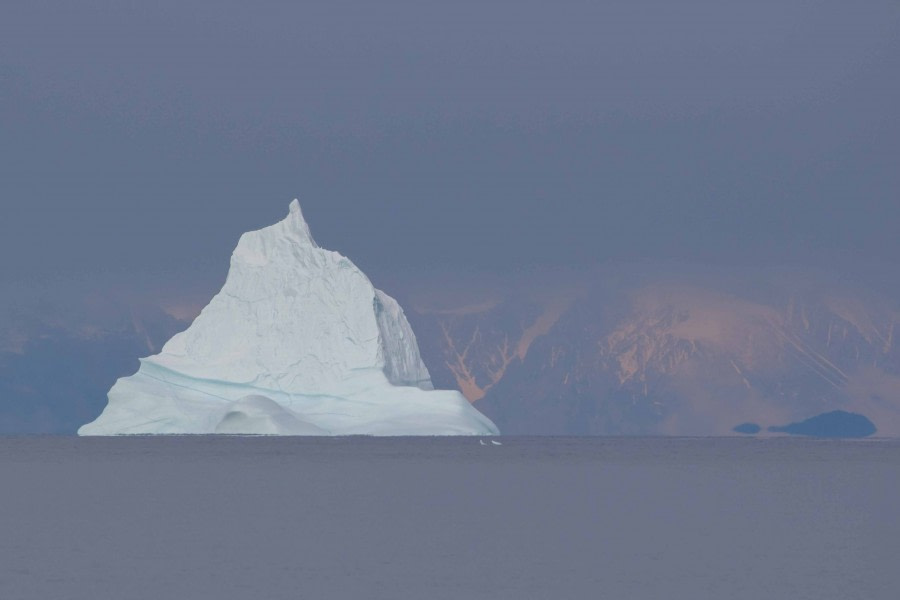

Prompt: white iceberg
[79,200,498,436]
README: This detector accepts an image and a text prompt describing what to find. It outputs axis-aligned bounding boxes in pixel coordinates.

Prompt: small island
[733,423,762,435]
[768,410,876,438]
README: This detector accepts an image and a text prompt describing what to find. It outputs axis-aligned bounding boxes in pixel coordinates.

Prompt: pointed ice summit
[79,200,498,436]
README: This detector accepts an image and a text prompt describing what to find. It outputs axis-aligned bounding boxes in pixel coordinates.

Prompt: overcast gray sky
[2,1,899,297]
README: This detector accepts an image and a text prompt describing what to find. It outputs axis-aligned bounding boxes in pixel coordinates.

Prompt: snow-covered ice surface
[2,437,898,600]
[79,200,497,436]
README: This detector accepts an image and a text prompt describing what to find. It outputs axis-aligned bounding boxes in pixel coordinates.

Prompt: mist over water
[2,436,898,599]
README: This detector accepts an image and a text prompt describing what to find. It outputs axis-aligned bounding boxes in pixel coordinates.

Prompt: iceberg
[79,200,498,436]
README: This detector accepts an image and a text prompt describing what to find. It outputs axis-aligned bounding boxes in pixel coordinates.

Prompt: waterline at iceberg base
[79,200,497,436]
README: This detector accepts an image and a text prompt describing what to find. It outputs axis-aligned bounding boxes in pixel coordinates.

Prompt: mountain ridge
[409,269,900,436]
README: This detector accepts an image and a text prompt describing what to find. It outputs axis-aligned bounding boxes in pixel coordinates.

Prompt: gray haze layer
[2,2,900,434]
[1,437,898,599]
[2,1,900,292]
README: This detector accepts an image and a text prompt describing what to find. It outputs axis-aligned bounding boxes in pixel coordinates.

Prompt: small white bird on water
[491,440,502,446]
[479,439,486,445]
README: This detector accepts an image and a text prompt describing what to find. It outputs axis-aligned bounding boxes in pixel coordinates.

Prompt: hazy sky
[2,1,899,295]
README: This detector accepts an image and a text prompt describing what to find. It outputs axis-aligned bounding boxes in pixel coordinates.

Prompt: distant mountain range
[0,304,186,434]
[408,268,900,436]
[2,267,898,435]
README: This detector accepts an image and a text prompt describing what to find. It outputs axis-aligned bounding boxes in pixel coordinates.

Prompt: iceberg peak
[283,199,317,248]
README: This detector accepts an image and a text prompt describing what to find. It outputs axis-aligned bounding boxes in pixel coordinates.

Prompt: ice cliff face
[79,200,497,436]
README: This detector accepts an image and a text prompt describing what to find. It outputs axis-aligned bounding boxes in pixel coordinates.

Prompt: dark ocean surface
[1,436,898,599]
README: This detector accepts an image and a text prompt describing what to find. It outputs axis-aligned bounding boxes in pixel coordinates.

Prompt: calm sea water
[1,436,898,599]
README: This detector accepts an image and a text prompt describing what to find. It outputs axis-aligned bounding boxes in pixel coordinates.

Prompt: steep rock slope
[411,273,900,436]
